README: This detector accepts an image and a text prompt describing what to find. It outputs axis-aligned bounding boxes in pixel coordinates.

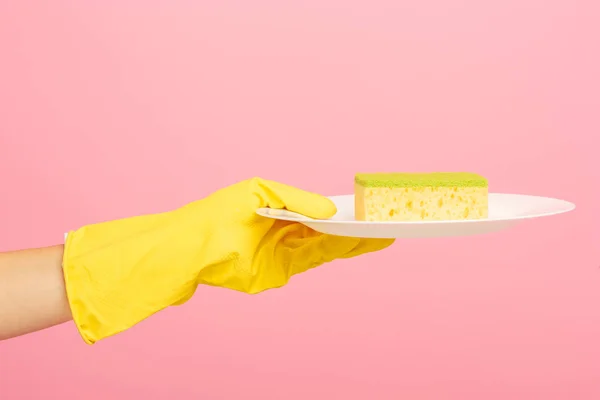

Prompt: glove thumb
[250,177,337,220]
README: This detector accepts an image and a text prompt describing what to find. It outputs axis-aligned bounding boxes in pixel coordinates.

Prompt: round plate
[256,193,575,238]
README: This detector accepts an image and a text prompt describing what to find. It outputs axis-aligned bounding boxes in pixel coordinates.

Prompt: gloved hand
[63,177,394,344]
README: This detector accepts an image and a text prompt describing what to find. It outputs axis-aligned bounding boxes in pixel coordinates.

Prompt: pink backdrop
[1,1,599,399]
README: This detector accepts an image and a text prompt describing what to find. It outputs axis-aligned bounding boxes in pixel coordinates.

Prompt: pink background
[1,1,599,399]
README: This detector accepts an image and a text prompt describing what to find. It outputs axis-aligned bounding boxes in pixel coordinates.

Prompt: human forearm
[0,245,72,341]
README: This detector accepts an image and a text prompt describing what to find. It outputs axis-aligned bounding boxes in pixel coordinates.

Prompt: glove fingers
[339,238,396,258]
[288,235,395,275]
[250,178,337,220]
[316,235,363,262]
[172,287,196,306]
[288,234,361,275]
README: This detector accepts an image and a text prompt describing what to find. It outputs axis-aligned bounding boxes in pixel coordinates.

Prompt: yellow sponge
[354,172,488,221]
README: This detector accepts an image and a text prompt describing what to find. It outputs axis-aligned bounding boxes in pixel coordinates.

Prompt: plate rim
[255,192,576,225]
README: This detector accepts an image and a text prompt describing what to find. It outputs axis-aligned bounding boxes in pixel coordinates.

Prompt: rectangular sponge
[354,172,488,221]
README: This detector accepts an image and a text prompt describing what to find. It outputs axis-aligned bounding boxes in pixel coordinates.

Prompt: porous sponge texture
[354,173,489,221]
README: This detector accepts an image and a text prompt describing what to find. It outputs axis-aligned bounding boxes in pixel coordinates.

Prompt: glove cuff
[62,213,197,344]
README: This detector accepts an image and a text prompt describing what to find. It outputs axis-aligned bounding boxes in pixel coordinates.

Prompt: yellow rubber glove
[63,177,394,344]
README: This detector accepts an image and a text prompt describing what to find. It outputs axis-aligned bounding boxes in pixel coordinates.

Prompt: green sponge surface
[355,172,488,188]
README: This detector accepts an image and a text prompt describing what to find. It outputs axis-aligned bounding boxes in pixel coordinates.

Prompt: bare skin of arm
[0,245,73,341]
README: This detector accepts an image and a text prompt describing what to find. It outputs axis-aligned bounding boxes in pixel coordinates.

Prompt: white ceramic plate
[256,193,575,238]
